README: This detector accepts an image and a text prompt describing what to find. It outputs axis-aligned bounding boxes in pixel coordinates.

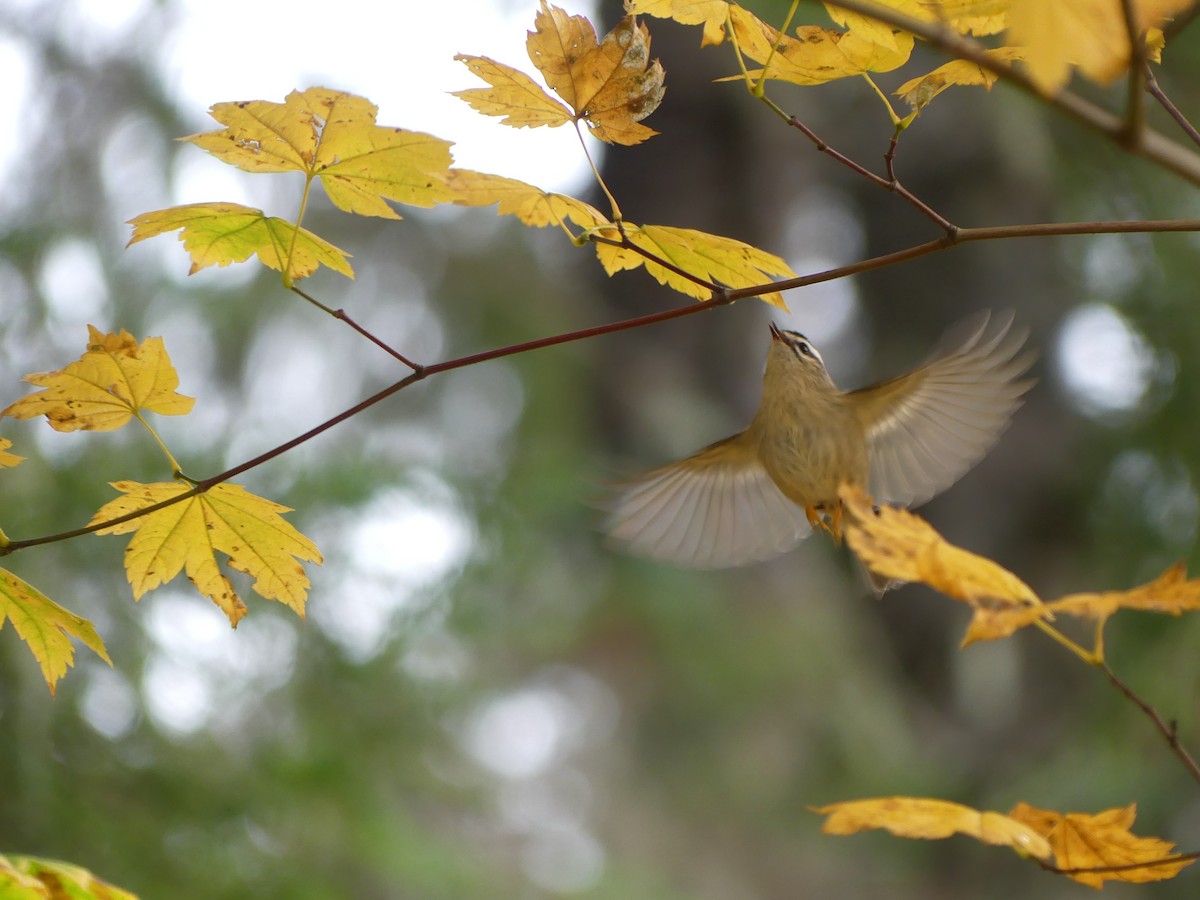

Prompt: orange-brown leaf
[1010,802,1193,887]
[813,797,1052,861]
[526,3,665,145]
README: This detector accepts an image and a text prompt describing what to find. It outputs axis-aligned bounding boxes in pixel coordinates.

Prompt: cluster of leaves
[4,0,1200,893]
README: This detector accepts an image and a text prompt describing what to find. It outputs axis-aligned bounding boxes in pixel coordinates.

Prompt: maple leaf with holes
[0,568,111,695]
[181,87,455,219]
[455,2,665,145]
[128,202,353,279]
[2,325,194,432]
[90,482,322,627]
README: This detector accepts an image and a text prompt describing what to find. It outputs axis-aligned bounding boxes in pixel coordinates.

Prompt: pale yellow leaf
[624,0,729,46]
[452,55,573,128]
[1007,0,1194,93]
[2,325,194,432]
[182,87,455,218]
[813,797,1052,861]
[91,481,322,625]
[727,6,913,86]
[896,47,1024,110]
[594,222,795,306]
[447,170,609,230]
[0,568,111,695]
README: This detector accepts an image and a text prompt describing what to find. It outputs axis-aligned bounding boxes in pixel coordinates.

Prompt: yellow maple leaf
[128,202,353,280]
[624,0,729,47]
[918,0,1008,36]
[1010,802,1193,887]
[0,568,111,696]
[90,482,322,626]
[1,854,137,900]
[968,562,1200,644]
[726,5,913,86]
[813,797,1052,861]
[594,222,795,305]
[448,169,609,231]
[458,3,665,146]
[897,47,1024,111]
[841,485,1042,609]
[1007,0,1192,94]
[0,437,24,469]
[2,325,194,433]
[182,87,455,219]
[452,56,574,128]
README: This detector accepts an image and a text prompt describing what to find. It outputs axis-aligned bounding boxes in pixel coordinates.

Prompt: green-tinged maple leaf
[0,568,111,695]
[0,854,137,900]
[447,169,608,230]
[594,223,794,306]
[181,86,455,218]
[726,5,913,86]
[2,325,194,432]
[90,481,322,626]
[128,202,353,280]
[0,437,24,468]
[624,0,730,47]
[457,2,665,146]
[897,48,1023,111]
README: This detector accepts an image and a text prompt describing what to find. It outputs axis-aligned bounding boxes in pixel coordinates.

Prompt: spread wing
[851,311,1034,508]
[604,432,811,568]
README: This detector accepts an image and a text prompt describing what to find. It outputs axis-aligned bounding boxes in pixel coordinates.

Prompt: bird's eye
[785,333,817,361]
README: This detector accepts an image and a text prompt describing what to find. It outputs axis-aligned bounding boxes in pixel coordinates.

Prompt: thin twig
[1144,63,1200,150]
[6,217,1200,551]
[1038,851,1200,877]
[1100,659,1200,785]
[785,115,957,234]
[291,286,424,370]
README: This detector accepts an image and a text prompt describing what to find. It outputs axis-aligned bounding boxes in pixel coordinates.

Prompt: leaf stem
[134,411,184,478]
[290,286,423,370]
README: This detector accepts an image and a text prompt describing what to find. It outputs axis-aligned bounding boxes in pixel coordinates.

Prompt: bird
[604,312,1034,570]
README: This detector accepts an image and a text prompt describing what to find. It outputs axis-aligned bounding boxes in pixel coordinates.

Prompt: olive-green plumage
[606,313,1033,569]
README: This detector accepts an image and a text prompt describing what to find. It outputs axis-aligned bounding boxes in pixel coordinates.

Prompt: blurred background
[2,0,1200,897]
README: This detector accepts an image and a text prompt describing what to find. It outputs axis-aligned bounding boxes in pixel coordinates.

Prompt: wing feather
[605,432,811,568]
[852,311,1034,507]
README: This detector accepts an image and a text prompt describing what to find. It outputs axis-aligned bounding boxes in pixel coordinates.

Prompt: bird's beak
[769,322,783,342]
